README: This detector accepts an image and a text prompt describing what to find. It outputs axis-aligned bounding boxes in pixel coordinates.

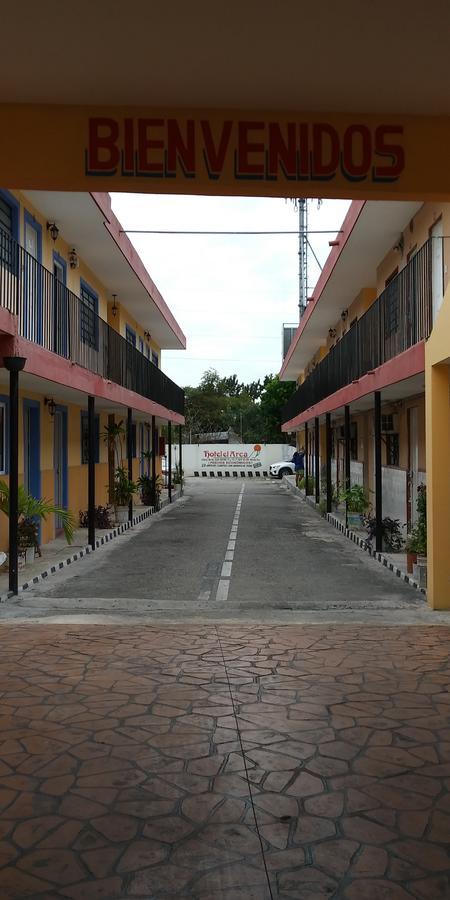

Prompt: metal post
[127,407,133,522]
[4,357,26,595]
[152,414,157,508]
[168,421,172,502]
[344,404,351,528]
[88,396,96,549]
[326,412,332,514]
[314,417,320,504]
[304,422,309,494]
[374,391,382,552]
[178,424,183,495]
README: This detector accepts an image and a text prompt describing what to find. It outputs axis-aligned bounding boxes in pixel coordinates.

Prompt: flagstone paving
[0,624,449,898]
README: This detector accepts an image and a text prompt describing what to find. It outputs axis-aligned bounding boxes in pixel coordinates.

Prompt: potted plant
[339,483,369,529]
[0,480,75,563]
[173,464,184,489]
[365,515,404,553]
[412,485,427,584]
[137,473,163,508]
[18,516,39,566]
[113,466,137,524]
[405,528,419,573]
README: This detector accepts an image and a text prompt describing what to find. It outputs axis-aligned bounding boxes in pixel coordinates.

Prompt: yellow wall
[425,282,450,609]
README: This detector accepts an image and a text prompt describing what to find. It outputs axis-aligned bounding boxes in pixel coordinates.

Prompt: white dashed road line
[216,484,244,602]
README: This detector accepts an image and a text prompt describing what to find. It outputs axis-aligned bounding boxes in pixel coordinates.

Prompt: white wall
[181,443,296,476]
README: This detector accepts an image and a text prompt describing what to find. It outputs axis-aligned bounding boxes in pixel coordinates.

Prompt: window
[80,281,98,349]
[146,344,151,360]
[0,191,19,272]
[386,433,400,467]
[152,351,159,368]
[382,414,395,432]
[139,337,144,355]
[81,412,100,464]
[126,325,136,346]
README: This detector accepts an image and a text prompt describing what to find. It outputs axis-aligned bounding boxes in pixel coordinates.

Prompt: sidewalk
[0,489,179,600]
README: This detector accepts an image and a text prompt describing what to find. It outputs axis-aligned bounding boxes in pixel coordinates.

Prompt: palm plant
[0,480,75,547]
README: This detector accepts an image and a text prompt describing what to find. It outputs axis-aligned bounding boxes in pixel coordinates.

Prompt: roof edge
[90,192,186,349]
[279,199,364,379]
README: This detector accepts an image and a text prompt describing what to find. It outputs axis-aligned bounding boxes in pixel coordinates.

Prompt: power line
[119,228,343,236]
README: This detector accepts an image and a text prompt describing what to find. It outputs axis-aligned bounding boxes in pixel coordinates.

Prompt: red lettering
[137,119,164,175]
[311,123,340,179]
[237,121,265,176]
[342,124,372,180]
[122,118,134,174]
[167,119,196,176]
[267,123,297,178]
[88,118,120,173]
[373,125,405,181]
[201,120,232,178]
[298,123,309,178]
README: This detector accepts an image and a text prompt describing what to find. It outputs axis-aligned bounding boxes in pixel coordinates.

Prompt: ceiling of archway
[2,0,450,115]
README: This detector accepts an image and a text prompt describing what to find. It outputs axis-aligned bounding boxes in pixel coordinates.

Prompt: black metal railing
[0,231,184,416]
[282,240,432,423]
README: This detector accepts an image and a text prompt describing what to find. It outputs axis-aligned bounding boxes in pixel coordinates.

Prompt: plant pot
[347,513,363,530]
[413,558,427,588]
[406,551,417,574]
[116,506,129,525]
[25,546,35,566]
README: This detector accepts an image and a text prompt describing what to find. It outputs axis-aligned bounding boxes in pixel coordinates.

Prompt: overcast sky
[111,194,350,387]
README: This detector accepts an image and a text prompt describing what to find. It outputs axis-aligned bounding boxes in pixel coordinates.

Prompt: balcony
[282,240,432,423]
[0,232,184,416]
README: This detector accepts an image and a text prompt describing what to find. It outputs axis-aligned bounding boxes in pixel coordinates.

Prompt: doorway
[23,399,41,501]
[407,406,419,528]
[53,252,69,358]
[431,218,444,324]
[53,407,68,534]
[24,213,42,344]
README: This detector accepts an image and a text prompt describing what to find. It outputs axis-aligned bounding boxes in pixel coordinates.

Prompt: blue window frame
[80,279,99,350]
[126,325,136,346]
[146,344,151,360]
[0,190,19,272]
[152,351,159,368]
[81,412,100,464]
[139,337,144,355]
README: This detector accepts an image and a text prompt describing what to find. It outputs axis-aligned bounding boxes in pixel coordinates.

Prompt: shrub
[79,506,114,529]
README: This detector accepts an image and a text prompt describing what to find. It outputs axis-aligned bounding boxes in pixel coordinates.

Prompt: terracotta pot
[406,551,417,574]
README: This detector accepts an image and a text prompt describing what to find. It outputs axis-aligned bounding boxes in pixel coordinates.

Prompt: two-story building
[280,200,449,609]
[0,189,185,589]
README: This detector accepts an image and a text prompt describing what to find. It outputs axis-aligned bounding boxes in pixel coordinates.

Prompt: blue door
[54,407,68,532]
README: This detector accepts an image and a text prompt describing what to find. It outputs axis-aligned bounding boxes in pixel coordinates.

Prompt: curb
[1,489,182,603]
[282,476,426,598]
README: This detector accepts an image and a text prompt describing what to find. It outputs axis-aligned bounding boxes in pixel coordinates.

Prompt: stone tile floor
[0,623,449,898]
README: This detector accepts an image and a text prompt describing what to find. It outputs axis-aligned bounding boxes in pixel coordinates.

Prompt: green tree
[258,375,295,443]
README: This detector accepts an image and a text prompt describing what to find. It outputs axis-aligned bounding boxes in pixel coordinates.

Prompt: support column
[426,363,450,608]
[88,395,96,550]
[107,413,115,505]
[4,357,26,595]
[127,407,133,523]
[326,412,332,514]
[374,391,382,552]
[304,421,309,494]
[178,424,183,495]
[344,404,351,528]
[314,416,320,504]
[168,421,172,502]
[152,414,157,508]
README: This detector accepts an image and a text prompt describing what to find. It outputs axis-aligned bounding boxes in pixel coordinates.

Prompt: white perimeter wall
[181,443,296,476]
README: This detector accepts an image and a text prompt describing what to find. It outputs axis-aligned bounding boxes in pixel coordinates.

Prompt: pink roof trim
[90,193,186,348]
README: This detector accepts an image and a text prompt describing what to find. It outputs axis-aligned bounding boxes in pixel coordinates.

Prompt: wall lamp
[328,328,337,339]
[144,330,151,341]
[47,222,59,242]
[341,309,348,322]
[393,234,405,255]
[111,294,118,317]
[68,248,79,269]
[44,397,56,417]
